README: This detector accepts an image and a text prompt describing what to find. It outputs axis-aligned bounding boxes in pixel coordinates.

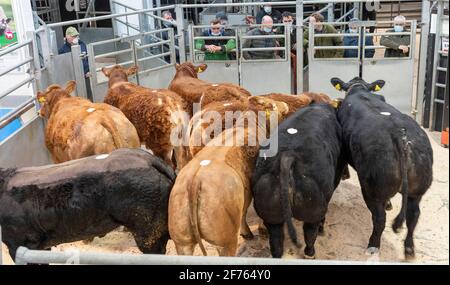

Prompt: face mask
[264,6,272,14]
[349,28,358,33]
[263,27,272,33]
[211,30,222,36]
[72,37,79,45]
[394,25,404,32]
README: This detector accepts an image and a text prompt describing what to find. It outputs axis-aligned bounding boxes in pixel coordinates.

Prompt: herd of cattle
[0,62,433,262]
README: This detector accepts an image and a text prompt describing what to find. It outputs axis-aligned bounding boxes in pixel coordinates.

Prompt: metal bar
[366,32,412,36]
[439,51,448,56]
[303,3,333,23]
[137,52,172,63]
[71,45,88,99]
[314,46,360,50]
[14,247,414,266]
[336,7,356,22]
[436,83,447,88]
[193,36,237,40]
[111,1,137,11]
[314,33,355,37]
[47,5,176,28]
[114,18,141,32]
[297,0,304,93]
[0,40,33,57]
[437,67,447,72]
[0,100,36,131]
[434,99,445,104]
[138,63,175,77]
[0,58,33,77]
[0,77,34,101]
[95,60,135,72]
[175,5,186,63]
[94,48,133,59]
[137,41,171,50]
[240,35,286,39]
[241,47,287,52]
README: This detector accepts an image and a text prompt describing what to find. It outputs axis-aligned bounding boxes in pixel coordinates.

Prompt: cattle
[169,102,287,256]
[168,62,252,115]
[37,81,140,164]
[102,65,189,170]
[0,148,176,261]
[252,103,347,259]
[330,77,433,259]
[261,93,331,117]
[187,96,291,158]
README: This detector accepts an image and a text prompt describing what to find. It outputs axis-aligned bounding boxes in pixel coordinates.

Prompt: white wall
[112,0,155,37]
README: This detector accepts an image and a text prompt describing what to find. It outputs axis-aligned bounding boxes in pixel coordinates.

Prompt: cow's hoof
[258,226,269,237]
[241,232,254,240]
[304,254,316,260]
[405,247,415,260]
[365,247,380,256]
[385,201,393,211]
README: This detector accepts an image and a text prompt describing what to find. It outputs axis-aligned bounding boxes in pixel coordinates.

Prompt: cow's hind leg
[303,222,320,259]
[318,218,326,236]
[240,192,254,240]
[175,243,195,256]
[365,200,386,255]
[266,223,284,258]
[217,239,238,257]
[404,196,422,259]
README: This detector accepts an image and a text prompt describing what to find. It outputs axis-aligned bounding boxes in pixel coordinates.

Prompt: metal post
[131,40,140,85]
[175,5,186,63]
[353,2,360,19]
[169,28,176,65]
[296,0,304,93]
[328,3,335,22]
[430,1,444,131]
[71,45,88,99]
[416,0,432,124]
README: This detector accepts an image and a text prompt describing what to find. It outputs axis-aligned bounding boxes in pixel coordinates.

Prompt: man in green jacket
[194,19,236,61]
[303,12,344,59]
[380,15,411,58]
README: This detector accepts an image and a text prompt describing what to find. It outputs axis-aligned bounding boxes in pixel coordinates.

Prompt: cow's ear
[102,67,112,77]
[65,80,77,94]
[330,78,347,92]
[196,64,208,74]
[37,91,46,104]
[369,80,386,92]
[126,66,139,76]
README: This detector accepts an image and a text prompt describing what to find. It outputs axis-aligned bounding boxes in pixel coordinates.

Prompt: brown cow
[102,65,189,170]
[37,81,140,164]
[168,62,252,115]
[169,101,287,256]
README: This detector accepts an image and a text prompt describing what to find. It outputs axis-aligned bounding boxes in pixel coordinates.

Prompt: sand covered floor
[2,132,448,265]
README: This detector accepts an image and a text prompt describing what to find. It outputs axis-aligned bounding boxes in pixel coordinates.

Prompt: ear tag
[375,85,381,92]
[38,97,46,104]
[197,68,204,73]
[335,84,341,91]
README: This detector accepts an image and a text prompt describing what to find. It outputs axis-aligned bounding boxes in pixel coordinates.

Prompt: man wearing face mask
[195,19,236,61]
[243,16,277,60]
[303,13,344,59]
[380,15,411,58]
[58,27,89,76]
[343,18,375,59]
[256,0,282,25]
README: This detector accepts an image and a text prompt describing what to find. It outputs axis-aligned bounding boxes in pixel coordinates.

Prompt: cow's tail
[188,177,208,256]
[393,128,410,233]
[99,116,125,149]
[279,155,300,247]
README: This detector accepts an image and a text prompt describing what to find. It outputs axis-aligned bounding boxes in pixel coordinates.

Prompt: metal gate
[308,20,417,114]
[88,28,177,103]
[189,23,292,95]
[362,21,417,114]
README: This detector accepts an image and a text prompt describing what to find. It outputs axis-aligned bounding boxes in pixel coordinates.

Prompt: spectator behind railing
[277,12,296,51]
[194,19,236,61]
[380,15,411,58]
[243,16,277,60]
[304,12,344,59]
[256,0,282,24]
[161,10,179,63]
[343,18,375,59]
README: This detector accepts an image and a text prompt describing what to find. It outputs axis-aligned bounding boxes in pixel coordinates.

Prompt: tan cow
[168,62,251,116]
[102,65,189,170]
[169,99,287,256]
[37,81,140,164]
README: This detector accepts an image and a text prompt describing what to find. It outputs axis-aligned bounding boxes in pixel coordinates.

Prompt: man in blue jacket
[343,18,375,59]
[58,27,90,76]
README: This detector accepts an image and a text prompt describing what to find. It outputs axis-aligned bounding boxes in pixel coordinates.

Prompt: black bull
[331,77,433,259]
[0,148,175,261]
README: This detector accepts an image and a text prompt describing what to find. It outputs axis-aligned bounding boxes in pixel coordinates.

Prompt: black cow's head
[330,77,386,96]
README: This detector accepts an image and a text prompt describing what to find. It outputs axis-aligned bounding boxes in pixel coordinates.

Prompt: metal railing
[14,246,411,266]
[0,39,37,132]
